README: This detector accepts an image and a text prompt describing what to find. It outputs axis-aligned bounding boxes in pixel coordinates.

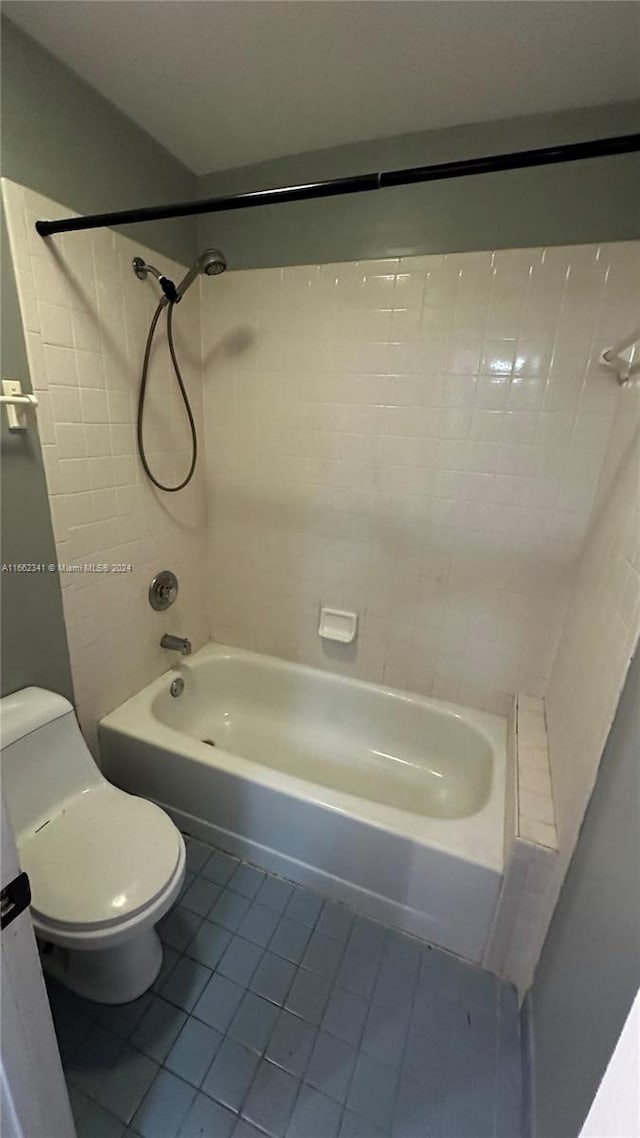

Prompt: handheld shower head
[176,248,227,299]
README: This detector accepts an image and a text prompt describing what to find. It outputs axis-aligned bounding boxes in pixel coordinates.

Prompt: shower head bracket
[132,256,180,304]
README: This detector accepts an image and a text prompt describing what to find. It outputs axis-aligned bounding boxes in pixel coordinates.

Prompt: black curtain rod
[35,133,640,238]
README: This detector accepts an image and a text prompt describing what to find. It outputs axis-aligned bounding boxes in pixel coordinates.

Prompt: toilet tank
[0,687,103,840]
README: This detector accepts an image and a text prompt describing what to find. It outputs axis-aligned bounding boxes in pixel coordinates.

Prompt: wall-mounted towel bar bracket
[1,380,39,430]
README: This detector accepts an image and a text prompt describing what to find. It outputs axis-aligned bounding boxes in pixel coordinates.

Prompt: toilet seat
[19,783,182,933]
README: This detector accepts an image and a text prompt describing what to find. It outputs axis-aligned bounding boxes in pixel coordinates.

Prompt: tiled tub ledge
[484,694,558,996]
[516,695,557,850]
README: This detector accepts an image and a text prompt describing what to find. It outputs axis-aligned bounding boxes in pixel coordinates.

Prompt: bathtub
[99,644,507,962]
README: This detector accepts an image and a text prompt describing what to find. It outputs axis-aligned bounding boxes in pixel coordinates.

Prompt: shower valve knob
[149,570,179,612]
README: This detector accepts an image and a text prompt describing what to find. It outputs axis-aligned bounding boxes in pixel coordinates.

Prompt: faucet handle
[149,570,179,612]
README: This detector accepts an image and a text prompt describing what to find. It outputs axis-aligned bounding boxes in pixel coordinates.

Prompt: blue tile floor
[47,835,522,1138]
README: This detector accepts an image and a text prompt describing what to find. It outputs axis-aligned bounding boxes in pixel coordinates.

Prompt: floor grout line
[52,831,523,1138]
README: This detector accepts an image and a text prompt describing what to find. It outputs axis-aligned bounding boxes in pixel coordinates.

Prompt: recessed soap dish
[318,606,358,644]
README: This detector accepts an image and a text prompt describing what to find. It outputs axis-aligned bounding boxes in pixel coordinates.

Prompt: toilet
[1,687,185,1004]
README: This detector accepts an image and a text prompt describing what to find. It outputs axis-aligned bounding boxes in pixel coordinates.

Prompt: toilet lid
[19,784,183,931]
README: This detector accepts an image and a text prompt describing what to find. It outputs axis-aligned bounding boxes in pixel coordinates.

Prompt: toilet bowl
[0,687,185,1004]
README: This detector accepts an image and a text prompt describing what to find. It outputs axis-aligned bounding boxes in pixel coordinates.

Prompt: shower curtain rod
[35,132,640,238]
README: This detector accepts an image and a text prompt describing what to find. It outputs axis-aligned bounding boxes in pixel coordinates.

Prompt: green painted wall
[197,102,640,269]
[0,212,74,700]
[528,648,640,1137]
[1,17,196,264]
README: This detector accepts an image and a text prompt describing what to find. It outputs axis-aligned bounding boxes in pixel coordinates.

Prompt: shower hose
[137,300,197,492]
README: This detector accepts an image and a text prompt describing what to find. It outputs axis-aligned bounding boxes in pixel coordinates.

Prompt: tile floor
[48,836,522,1138]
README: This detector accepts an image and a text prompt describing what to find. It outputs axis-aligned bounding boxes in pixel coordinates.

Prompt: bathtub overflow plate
[170,677,184,698]
[149,570,178,612]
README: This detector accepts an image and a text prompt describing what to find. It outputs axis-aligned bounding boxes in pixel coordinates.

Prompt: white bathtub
[99,643,507,962]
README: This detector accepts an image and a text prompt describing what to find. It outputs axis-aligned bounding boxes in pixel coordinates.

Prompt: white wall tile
[39,301,74,348]
[519,817,558,849]
[536,338,640,980]
[49,385,82,424]
[43,344,78,387]
[201,241,638,714]
[2,179,209,754]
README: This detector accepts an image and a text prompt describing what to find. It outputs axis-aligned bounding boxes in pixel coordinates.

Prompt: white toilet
[1,687,186,1004]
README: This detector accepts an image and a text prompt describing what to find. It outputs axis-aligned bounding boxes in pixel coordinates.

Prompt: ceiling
[5,1,640,176]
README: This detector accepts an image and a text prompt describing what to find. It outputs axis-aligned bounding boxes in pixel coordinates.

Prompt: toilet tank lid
[1,687,74,749]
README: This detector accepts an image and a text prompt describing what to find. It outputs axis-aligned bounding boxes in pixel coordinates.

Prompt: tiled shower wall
[202,243,638,715]
[547,379,640,850]
[492,362,640,993]
[540,368,640,937]
[2,179,208,751]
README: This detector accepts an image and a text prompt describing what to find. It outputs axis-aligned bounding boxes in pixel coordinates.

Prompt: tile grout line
[274,904,357,1135]
[53,832,523,1138]
[231,869,334,1134]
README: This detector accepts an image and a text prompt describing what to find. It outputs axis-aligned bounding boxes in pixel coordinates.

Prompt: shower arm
[132,257,179,304]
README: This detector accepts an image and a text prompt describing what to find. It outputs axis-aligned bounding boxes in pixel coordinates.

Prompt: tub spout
[161,634,192,656]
